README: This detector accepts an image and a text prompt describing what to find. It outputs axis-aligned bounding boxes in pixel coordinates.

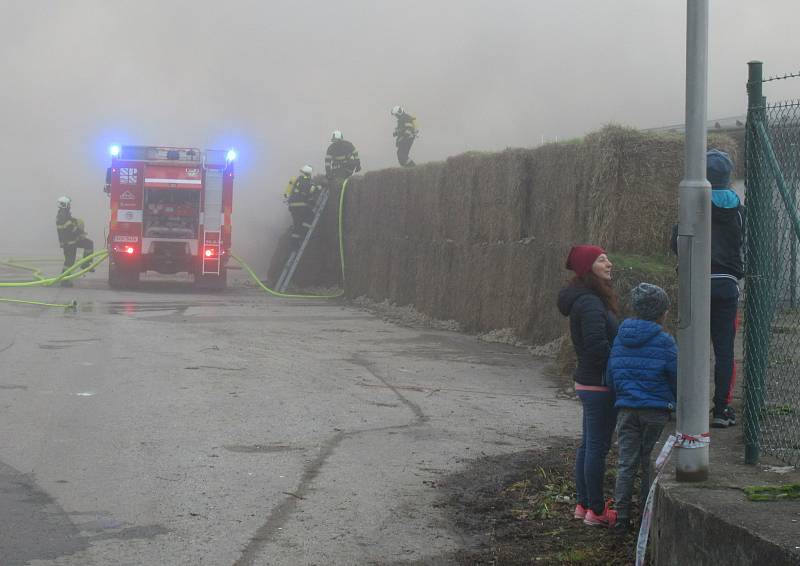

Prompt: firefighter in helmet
[284,165,321,245]
[56,196,94,287]
[391,105,418,167]
[325,131,361,181]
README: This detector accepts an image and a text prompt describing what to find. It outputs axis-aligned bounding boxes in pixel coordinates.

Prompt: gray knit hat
[630,283,670,321]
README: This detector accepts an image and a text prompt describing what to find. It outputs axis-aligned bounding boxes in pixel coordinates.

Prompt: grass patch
[743,483,800,501]
[762,404,797,416]
[771,324,800,335]
[555,547,606,562]
[611,253,675,277]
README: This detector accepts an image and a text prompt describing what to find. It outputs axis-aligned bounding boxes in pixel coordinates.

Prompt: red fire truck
[104,145,234,289]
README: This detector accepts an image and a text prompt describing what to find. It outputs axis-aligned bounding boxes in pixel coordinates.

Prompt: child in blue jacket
[608,283,677,535]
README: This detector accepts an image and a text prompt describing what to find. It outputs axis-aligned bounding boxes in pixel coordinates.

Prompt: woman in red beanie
[557,244,619,528]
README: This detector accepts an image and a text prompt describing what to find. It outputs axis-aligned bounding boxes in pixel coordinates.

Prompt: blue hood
[711,188,740,209]
[617,318,663,347]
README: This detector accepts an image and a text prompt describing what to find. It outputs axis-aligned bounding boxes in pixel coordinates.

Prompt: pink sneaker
[573,504,587,520]
[583,500,617,528]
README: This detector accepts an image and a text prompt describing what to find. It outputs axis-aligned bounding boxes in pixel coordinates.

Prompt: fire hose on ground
[0,250,110,309]
[0,178,351,307]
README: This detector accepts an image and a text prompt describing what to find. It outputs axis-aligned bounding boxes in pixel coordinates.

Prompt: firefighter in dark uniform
[56,196,94,287]
[284,165,321,246]
[391,105,418,167]
[325,130,361,181]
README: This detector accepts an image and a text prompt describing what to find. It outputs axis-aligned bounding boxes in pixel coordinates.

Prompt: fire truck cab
[105,145,234,289]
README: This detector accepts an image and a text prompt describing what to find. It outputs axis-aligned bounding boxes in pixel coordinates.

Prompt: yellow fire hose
[0,297,77,310]
[0,177,351,307]
[0,250,109,287]
[0,250,109,309]
[230,176,350,299]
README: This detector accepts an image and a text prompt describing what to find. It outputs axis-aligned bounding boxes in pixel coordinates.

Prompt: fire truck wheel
[108,261,140,289]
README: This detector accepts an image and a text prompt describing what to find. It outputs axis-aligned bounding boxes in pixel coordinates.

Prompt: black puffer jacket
[669,188,745,279]
[557,284,619,386]
[710,192,745,279]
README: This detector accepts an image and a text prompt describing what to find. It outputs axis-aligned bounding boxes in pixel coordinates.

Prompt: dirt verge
[406,441,645,566]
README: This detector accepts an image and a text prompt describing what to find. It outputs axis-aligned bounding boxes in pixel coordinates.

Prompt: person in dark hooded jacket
[608,283,677,535]
[706,149,743,428]
[671,149,744,428]
[557,244,619,528]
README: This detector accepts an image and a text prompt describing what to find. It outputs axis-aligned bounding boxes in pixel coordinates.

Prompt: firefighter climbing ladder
[275,188,330,292]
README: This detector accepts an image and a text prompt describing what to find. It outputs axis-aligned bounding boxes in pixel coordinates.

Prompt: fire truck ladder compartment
[276,188,330,293]
[201,167,224,276]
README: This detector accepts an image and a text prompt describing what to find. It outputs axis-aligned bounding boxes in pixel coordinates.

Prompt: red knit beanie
[566,245,606,277]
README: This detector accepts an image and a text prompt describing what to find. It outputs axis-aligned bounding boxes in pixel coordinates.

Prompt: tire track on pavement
[232,352,429,566]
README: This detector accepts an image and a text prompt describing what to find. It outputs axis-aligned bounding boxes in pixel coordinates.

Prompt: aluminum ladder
[201,164,224,276]
[275,188,329,292]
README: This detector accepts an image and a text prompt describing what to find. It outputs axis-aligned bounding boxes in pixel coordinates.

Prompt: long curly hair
[570,271,619,316]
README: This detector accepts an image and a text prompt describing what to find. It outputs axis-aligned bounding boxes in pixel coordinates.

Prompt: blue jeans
[575,389,617,514]
[613,408,669,520]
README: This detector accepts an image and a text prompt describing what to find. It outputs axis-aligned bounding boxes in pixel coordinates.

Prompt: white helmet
[391,105,403,116]
[57,196,72,208]
[300,165,313,176]
[331,130,343,141]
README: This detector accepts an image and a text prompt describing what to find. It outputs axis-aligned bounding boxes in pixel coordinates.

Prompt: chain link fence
[743,62,800,466]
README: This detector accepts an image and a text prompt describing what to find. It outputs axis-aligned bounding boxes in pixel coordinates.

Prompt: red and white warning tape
[635,432,710,566]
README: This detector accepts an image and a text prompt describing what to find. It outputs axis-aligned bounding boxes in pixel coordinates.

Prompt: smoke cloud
[0,0,797,269]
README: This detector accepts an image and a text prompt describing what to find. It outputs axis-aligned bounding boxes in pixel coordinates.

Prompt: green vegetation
[555,548,605,563]
[611,253,675,277]
[505,466,574,520]
[743,483,800,501]
[762,404,796,416]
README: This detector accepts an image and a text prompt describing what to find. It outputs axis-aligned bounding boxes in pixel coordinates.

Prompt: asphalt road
[0,267,578,565]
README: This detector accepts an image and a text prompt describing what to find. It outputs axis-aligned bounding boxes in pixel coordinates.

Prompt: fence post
[743,61,767,464]
[792,146,798,310]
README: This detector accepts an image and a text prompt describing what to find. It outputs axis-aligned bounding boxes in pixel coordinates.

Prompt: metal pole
[676,0,710,482]
[743,61,766,464]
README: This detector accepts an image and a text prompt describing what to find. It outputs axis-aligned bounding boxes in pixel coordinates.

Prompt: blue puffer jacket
[608,318,677,410]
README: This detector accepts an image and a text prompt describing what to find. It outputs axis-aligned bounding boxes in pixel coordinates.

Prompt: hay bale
[266,125,739,344]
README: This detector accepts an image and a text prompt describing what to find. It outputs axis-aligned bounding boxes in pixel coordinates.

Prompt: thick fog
[0,0,798,269]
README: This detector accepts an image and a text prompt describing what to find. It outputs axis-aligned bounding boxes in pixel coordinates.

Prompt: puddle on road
[103,299,241,315]
[89,524,169,542]
[39,338,101,350]
[223,444,303,454]
[106,301,193,315]
[184,365,246,371]
[0,458,88,561]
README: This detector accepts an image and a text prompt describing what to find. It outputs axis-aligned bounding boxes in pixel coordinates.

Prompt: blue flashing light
[226,149,237,162]
[109,144,121,157]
